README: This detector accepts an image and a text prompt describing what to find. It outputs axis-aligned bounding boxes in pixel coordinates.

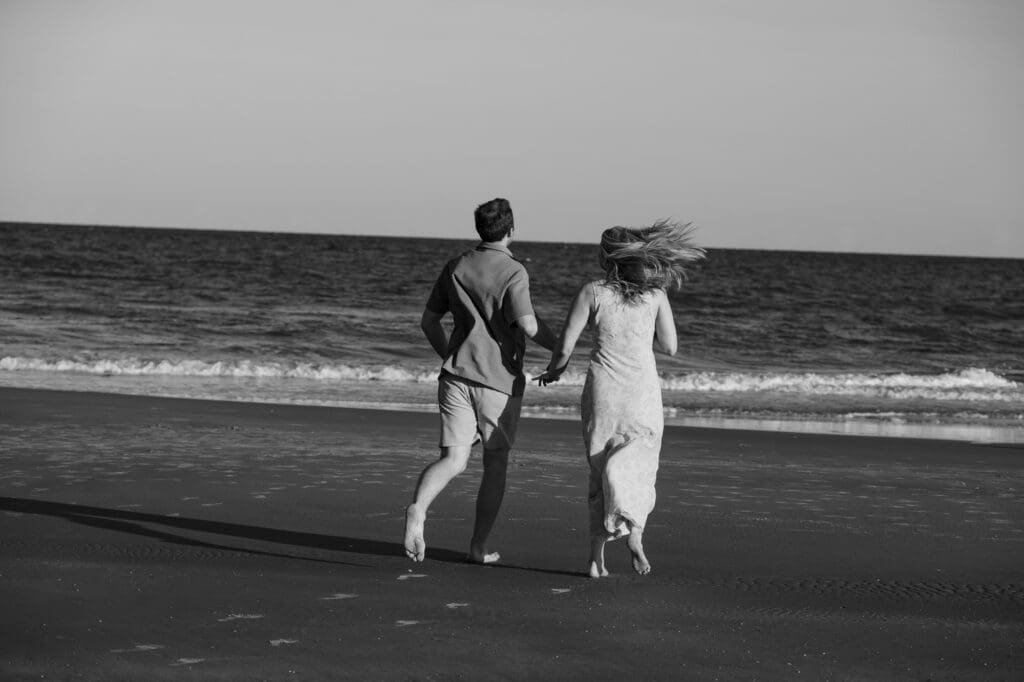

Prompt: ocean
[2,223,1022,443]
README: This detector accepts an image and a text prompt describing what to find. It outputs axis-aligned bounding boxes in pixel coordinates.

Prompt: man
[404,198,557,564]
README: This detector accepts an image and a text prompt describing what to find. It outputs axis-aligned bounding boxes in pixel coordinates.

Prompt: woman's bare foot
[627,528,651,575]
[404,504,426,562]
[588,536,609,578]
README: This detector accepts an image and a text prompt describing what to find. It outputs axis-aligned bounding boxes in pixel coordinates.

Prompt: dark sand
[1,387,1021,681]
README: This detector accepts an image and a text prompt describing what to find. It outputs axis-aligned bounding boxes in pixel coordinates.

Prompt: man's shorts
[437,375,522,451]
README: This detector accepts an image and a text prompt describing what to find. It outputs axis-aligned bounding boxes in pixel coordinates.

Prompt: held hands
[533,364,568,387]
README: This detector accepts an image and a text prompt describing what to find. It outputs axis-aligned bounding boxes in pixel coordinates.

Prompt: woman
[536,220,704,577]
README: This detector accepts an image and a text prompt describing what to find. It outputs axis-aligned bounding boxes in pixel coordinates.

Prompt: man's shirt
[425,242,535,396]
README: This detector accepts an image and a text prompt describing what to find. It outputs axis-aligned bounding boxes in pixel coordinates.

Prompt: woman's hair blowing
[600,220,705,302]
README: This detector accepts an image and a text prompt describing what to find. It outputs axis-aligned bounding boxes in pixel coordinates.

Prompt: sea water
[2,223,1022,442]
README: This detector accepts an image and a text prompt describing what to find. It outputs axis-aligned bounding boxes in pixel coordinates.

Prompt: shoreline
[2,376,1021,444]
[2,386,1023,679]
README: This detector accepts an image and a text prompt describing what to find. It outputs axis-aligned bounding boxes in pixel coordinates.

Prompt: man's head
[474,198,514,242]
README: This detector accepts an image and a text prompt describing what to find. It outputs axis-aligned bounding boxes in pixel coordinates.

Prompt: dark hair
[600,220,705,303]
[474,198,514,242]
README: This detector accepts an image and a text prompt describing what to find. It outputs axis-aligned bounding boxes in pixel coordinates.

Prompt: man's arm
[515,313,558,352]
[503,266,557,351]
[420,309,449,359]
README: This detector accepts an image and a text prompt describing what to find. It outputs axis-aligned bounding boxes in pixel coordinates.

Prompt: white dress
[581,281,664,540]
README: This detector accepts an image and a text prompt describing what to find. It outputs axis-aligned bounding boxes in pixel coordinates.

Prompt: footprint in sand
[395,620,421,627]
[269,639,298,647]
[110,644,165,653]
[397,574,427,581]
[550,588,571,594]
[217,613,263,622]
[321,593,358,600]
[445,603,469,609]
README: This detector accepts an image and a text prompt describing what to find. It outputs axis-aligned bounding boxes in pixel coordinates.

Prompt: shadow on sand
[0,496,584,578]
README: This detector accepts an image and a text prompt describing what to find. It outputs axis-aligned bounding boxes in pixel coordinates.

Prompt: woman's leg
[587,452,610,576]
[602,439,658,575]
[589,535,609,578]
[626,526,651,575]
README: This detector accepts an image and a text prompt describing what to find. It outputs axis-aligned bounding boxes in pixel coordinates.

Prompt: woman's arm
[534,283,593,384]
[653,290,678,356]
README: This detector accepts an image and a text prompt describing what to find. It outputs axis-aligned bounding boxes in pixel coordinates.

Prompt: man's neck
[481,236,512,250]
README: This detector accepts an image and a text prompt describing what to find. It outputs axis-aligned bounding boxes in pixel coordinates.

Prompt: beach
[1,387,1022,681]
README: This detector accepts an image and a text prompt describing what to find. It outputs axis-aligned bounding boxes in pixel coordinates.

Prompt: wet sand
[1,387,1022,680]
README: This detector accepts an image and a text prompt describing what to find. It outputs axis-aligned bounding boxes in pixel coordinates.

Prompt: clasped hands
[532,364,568,387]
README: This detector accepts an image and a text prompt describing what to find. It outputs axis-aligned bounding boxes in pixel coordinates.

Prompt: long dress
[581,281,664,540]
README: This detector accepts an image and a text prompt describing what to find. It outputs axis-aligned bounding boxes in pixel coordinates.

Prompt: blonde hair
[600,220,705,302]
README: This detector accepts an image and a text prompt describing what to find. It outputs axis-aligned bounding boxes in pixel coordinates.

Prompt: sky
[1,0,1022,257]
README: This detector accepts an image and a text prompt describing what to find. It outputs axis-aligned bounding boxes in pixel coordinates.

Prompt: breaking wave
[2,356,1019,403]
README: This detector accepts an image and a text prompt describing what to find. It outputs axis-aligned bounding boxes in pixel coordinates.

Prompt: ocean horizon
[2,222,1022,443]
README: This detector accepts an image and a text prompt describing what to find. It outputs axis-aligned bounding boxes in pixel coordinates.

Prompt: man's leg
[404,445,472,561]
[468,445,508,564]
[406,377,477,562]
[467,385,520,564]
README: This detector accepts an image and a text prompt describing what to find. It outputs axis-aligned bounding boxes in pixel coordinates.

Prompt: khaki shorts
[438,375,522,451]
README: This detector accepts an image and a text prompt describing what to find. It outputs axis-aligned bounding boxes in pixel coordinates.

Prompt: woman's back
[589,281,659,377]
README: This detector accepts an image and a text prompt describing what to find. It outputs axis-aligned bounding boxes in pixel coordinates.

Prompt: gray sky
[2,0,1022,257]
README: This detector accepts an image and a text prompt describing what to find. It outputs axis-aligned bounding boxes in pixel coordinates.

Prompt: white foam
[5,356,1016,400]
[3,355,1021,442]
[0,356,438,383]
[676,368,1019,401]
[529,366,1022,401]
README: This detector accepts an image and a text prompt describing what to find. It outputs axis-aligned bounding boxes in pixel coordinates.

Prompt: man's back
[426,243,534,396]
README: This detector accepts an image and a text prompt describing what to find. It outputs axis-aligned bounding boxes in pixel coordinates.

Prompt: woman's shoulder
[590,280,665,304]
[581,279,609,300]
[644,288,670,311]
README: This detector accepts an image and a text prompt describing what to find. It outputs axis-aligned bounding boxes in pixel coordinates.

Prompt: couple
[403,198,704,577]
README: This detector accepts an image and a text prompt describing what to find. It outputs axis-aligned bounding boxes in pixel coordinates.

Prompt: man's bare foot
[404,504,426,562]
[468,547,500,564]
[589,535,609,578]
[627,529,651,575]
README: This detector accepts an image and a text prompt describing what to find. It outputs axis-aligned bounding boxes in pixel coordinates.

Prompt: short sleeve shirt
[425,243,535,396]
